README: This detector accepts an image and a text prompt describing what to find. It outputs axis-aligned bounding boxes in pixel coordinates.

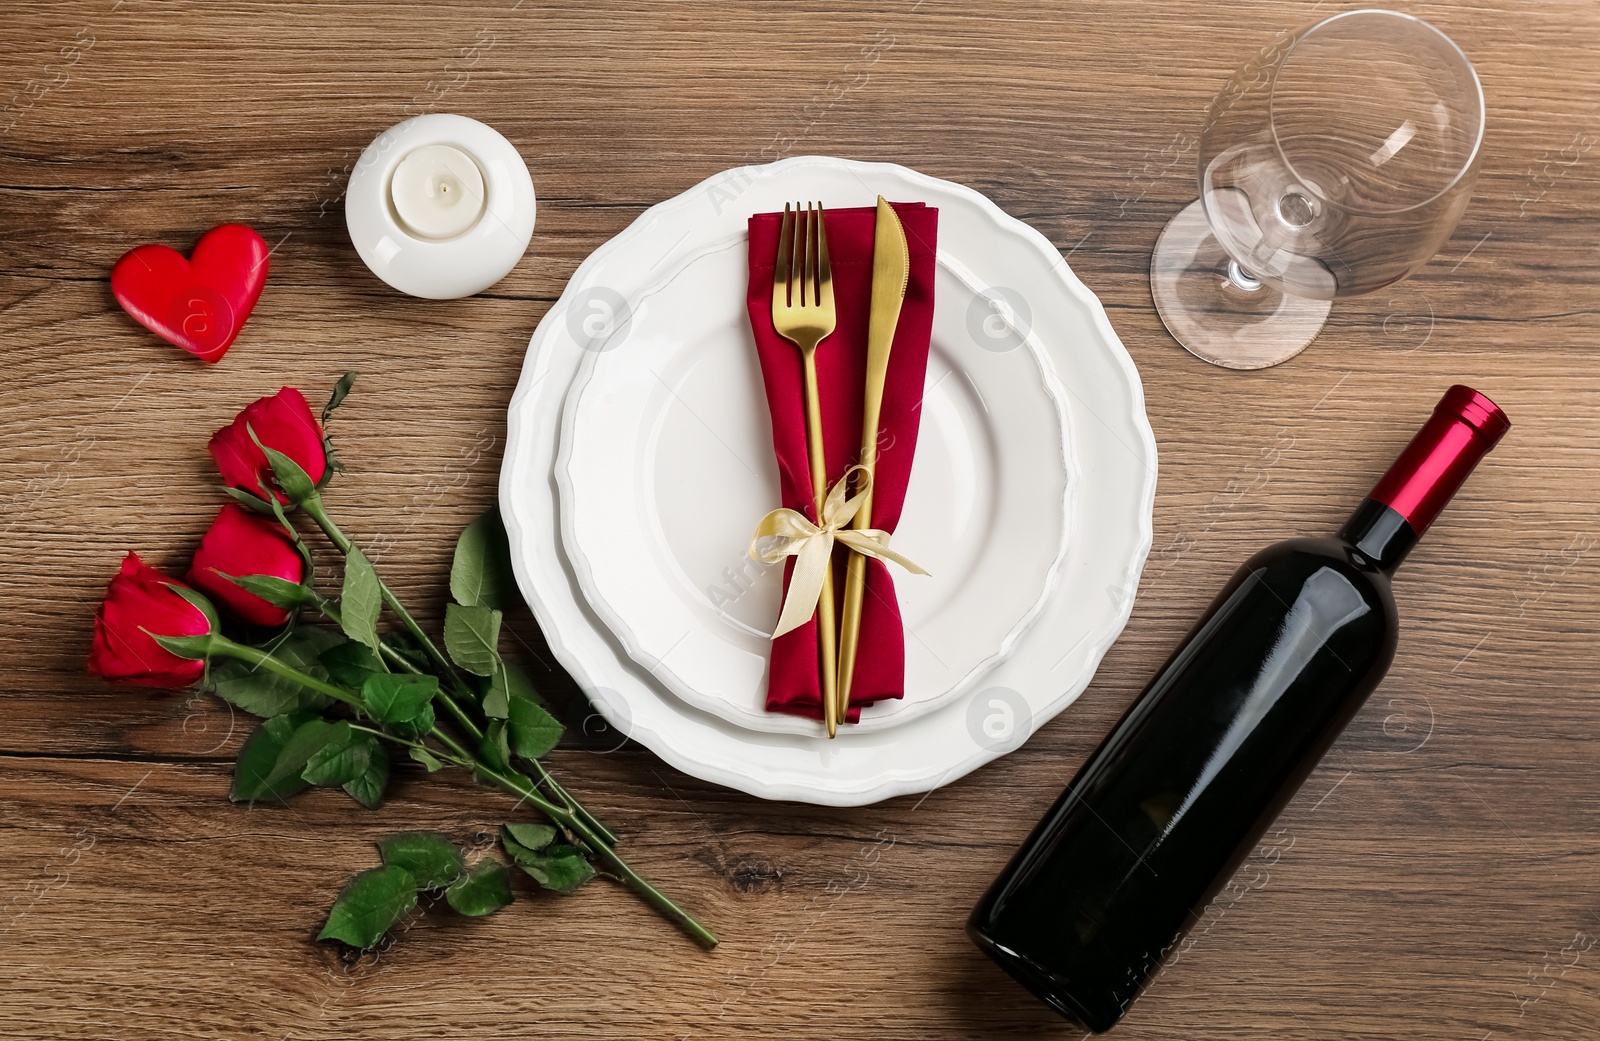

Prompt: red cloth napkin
[746,202,938,721]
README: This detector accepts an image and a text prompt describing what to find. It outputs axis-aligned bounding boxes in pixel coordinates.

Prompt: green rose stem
[204,636,715,949]
[470,760,719,950]
[304,565,618,849]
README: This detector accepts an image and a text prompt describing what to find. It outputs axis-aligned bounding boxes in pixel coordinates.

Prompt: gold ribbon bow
[748,465,928,640]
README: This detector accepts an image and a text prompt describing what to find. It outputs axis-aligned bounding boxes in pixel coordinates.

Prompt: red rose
[209,387,328,503]
[88,553,213,688]
[186,504,305,627]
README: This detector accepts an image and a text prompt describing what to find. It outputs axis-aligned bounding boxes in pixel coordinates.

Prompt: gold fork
[771,201,841,738]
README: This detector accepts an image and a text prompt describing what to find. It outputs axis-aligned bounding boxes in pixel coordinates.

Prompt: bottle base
[965,920,1120,1034]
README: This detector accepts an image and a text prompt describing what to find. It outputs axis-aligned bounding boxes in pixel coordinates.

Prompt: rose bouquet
[88,376,716,950]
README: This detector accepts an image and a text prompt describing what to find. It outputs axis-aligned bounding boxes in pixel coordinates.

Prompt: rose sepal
[149,631,217,660]
[246,423,317,506]
[165,582,221,633]
[216,572,317,611]
[222,486,278,516]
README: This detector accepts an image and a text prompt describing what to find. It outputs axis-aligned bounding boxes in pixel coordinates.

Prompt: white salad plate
[500,155,1157,806]
[556,237,1074,736]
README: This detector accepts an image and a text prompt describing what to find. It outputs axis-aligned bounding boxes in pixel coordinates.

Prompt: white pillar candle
[390,144,486,240]
[345,114,536,299]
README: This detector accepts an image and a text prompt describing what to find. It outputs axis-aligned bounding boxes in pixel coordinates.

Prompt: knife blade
[835,196,910,715]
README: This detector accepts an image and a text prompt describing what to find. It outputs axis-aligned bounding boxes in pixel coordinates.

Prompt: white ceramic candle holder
[345,114,536,299]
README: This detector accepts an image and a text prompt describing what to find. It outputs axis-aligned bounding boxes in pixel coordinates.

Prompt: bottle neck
[1340,498,1417,574]
[1340,384,1510,575]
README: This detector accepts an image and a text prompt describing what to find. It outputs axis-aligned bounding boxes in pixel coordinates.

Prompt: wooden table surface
[4,1,1598,1038]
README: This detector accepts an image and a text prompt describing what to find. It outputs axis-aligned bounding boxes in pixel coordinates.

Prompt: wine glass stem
[1225,259,1263,293]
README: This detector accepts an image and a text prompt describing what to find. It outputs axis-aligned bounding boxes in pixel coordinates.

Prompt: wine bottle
[967,385,1509,1033]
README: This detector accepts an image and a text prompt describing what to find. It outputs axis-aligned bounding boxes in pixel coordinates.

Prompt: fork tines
[775,202,833,311]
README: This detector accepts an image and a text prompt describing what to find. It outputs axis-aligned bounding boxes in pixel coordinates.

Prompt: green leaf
[501,835,537,862]
[300,723,375,787]
[339,546,382,652]
[446,859,514,917]
[408,746,445,772]
[450,508,514,609]
[342,743,390,809]
[222,485,277,515]
[212,659,329,717]
[400,705,436,739]
[210,629,339,717]
[361,673,439,731]
[514,844,596,894]
[500,661,542,701]
[280,625,346,660]
[482,666,510,720]
[482,662,541,722]
[317,865,417,949]
[500,822,557,858]
[218,573,314,611]
[508,695,563,760]
[377,832,464,890]
[479,719,512,773]
[322,371,358,425]
[319,640,384,688]
[399,706,436,740]
[443,603,502,676]
[230,712,316,803]
[262,717,347,791]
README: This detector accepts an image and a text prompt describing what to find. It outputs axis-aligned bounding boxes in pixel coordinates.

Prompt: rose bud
[186,504,305,627]
[88,553,214,688]
[208,387,328,504]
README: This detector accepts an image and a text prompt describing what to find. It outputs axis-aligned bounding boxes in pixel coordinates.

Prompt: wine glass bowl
[1152,10,1485,369]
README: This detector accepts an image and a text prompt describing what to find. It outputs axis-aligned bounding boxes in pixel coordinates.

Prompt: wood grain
[3,1,1599,1038]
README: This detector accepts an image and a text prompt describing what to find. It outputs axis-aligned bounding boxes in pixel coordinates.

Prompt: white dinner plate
[556,237,1074,735]
[500,155,1157,805]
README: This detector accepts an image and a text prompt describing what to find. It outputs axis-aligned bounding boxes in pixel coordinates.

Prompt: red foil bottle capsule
[1368,384,1510,537]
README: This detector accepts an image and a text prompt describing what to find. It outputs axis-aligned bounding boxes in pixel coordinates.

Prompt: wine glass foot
[1150,200,1331,370]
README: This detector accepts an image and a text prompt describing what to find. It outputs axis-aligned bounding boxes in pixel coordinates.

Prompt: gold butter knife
[836,196,909,717]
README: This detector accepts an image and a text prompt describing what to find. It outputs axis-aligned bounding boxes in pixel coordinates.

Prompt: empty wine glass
[1151,9,1484,369]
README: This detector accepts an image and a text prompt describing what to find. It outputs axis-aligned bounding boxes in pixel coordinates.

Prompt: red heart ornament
[111,224,269,364]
